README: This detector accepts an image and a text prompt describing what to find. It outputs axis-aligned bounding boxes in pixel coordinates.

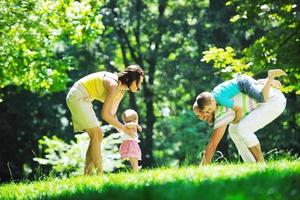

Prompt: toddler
[119,109,142,172]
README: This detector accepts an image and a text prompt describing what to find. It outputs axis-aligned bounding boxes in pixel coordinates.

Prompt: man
[193,85,286,164]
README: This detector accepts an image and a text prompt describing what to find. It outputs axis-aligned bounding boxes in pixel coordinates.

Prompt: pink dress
[119,133,142,160]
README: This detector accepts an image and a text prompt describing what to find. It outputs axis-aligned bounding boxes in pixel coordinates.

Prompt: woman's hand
[125,122,142,132]
[123,126,137,137]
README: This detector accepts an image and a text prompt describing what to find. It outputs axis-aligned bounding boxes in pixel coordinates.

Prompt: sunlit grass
[1,160,299,200]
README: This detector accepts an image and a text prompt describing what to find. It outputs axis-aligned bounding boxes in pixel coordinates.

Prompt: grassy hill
[1,160,299,200]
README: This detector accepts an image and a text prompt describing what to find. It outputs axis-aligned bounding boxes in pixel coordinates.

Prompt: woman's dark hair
[118,65,144,87]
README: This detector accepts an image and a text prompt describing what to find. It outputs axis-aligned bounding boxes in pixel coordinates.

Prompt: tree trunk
[141,73,155,167]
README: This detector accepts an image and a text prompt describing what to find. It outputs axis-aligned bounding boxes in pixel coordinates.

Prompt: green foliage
[153,111,211,166]
[1,0,300,183]
[0,0,104,93]
[34,125,124,176]
[201,47,252,80]
[0,160,299,200]
[226,0,300,94]
[201,45,297,95]
[243,38,300,94]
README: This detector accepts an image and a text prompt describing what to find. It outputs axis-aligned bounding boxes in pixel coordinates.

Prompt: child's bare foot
[132,166,141,172]
[268,69,287,79]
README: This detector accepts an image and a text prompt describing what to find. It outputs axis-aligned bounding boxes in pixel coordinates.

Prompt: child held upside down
[119,109,142,172]
[196,69,286,123]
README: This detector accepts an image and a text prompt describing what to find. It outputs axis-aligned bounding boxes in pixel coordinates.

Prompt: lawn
[0,160,299,200]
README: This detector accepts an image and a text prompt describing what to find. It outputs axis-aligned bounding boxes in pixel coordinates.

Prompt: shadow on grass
[36,169,300,200]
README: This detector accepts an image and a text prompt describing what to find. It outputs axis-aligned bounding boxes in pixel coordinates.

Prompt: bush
[34,125,124,176]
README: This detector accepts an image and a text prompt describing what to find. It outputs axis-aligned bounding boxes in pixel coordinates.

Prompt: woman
[66,65,144,175]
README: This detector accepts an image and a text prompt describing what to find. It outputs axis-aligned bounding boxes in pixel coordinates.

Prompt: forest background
[0,0,299,182]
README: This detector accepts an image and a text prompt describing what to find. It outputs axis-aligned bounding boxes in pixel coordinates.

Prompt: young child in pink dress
[119,109,142,172]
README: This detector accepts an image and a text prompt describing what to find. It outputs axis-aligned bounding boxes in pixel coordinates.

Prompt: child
[196,69,286,123]
[119,109,142,172]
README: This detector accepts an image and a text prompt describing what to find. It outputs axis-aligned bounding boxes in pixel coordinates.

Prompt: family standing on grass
[66,64,287,175]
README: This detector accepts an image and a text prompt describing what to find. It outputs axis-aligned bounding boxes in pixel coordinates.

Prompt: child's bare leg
[271,79,282,89]
[257,79,282,89]
[262,69,286,101]
[129,157,140,172]
[268,69,287,78]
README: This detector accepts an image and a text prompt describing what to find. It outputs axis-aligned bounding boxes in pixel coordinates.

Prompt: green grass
[1,160,300,200]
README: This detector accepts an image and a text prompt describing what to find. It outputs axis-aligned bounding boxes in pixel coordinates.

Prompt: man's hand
[199,156,208,166]
[199,125,228,166]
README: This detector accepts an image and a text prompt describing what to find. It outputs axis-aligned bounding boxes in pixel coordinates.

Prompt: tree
[0,86,71,182]
[0,0,104,93]
[226,0,300,94]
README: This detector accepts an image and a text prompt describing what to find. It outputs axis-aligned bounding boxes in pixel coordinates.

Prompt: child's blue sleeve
[212,79,240,108]
[215,96,234,108]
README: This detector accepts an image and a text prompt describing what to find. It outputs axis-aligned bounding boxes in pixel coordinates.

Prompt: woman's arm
[112,92,125,133]
[111,90,125,116]
[201,124,228,165]
[101,79,134,135]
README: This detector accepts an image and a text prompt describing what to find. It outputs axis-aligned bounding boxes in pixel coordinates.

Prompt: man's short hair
[196,92,212,110]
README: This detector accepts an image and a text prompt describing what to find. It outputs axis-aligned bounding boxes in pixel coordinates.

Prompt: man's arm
[201,124,228,165]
